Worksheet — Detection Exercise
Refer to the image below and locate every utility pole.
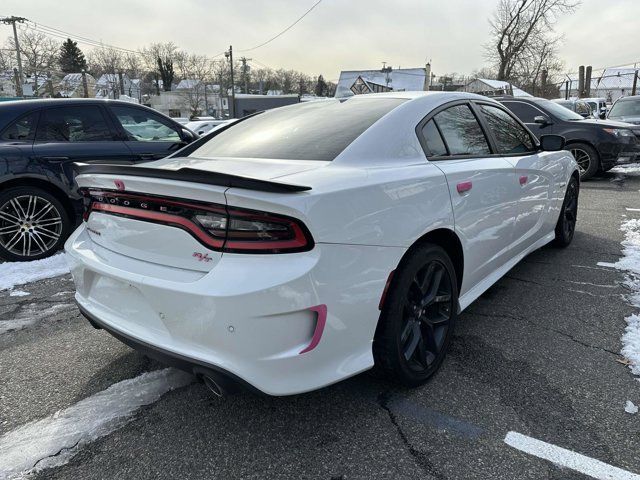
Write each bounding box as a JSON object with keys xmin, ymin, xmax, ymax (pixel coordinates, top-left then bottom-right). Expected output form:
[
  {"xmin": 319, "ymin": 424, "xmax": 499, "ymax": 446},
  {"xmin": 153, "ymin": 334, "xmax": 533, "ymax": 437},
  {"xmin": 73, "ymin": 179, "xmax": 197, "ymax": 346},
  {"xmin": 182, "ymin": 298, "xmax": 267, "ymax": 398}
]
[
  {"xmin": 81, "ymin": 70, "xmax": 89, "ymax": 98},
  {"xmin": 578, "ymin": 65, "xmax": 585, "ymax": 98},
  {"xmin": 2, "ymin": 16, "xmax": 27, "ymax": 97},
  {"xmin": 633, "ymin": 70, "xmax": 639, "ymax": 96},
  {"xmin": 585, "ymin": 66, "xmax": 592, "ymax": 97},
  {"xmin": 239, "ymin": 56, "xmax": 251, "ymax": 94},
  {"xmin": 225, "ymin": 46, "xmax": 235, "ymax": 118}
]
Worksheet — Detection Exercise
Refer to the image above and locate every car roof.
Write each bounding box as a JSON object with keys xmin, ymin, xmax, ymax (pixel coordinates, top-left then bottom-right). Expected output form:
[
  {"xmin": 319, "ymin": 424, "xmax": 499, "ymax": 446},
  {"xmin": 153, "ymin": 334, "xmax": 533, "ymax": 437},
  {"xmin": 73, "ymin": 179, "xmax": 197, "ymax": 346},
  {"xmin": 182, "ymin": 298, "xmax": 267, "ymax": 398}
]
[
  {"xmin": 0, "ymin": 98, "xmax": 149, "ymax": 114},
  {"xmin": 616, "ymin": 95, "xmax": 640, "ymax": 102}
]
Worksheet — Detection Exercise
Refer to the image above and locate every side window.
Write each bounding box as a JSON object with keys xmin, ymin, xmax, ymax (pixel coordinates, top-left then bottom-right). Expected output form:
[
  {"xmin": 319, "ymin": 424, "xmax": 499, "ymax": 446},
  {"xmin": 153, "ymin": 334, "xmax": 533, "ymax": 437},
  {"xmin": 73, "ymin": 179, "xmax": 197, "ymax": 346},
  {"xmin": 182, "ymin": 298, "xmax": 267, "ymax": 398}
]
[
  {"xmin": 1, "ymin": 111, "xmax": 38, "ymax": 142},
  {"xmin": 479, "ymin": 104, "xmax": 535, "ymax": 154},
  {"xmin": 421, "ymin": 120, "xmax": 447, "ymax": 156},
  {"xmin": 433, "ymin": 104, "xmax": 490, "ymax": 156},
  {"xmin": 501, "ymin": 102, "xmax": 542, "ymax": 123},
  {"xmin": 111, "ymin": 106, "xmax": 181, "ymax": 142},
  {"xmin": 576, "ymin": 102, "xmax": 590, "ymax": 115},
  {"xmin": 37, "ymin": 106, "xmax": 113, "ymax": 142}
]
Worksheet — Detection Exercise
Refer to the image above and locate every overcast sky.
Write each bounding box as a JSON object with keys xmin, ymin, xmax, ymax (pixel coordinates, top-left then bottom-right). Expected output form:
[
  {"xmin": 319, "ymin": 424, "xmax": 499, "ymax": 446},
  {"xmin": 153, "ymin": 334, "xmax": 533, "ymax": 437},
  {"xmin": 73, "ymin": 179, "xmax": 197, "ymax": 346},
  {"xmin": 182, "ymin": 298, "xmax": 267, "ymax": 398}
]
[{"xmin": 2, "ymin": 0, "xmax": 639, "ymax": 80}]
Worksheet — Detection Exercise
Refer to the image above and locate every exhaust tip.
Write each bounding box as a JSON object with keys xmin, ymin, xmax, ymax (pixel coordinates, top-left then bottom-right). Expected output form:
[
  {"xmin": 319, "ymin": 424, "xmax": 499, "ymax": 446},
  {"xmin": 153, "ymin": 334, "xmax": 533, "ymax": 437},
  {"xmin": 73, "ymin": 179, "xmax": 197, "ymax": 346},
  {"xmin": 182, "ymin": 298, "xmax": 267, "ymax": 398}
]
[{"xmin": 202, "ymin": 375, "xmax": 224, "ymax": 397}]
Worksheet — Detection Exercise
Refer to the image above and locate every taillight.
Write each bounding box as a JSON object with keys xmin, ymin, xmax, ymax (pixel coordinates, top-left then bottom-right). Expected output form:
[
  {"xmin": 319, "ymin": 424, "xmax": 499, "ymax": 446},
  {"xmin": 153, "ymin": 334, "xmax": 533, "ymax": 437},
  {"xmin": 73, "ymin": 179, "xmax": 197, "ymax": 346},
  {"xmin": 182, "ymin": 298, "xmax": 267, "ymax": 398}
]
[{"xmin": 81, "ymin": 189, "xmax": 314, "ymax": 254}]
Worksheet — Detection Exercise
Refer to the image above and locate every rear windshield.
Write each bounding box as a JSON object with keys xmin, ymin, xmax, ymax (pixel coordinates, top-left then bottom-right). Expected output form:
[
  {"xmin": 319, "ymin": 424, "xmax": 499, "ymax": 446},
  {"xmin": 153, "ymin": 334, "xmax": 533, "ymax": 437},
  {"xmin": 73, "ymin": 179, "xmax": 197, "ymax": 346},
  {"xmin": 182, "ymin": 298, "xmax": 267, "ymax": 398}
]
[{"xmin": 188, "ymin": 98, "xmax": 406, "ymax": 161}]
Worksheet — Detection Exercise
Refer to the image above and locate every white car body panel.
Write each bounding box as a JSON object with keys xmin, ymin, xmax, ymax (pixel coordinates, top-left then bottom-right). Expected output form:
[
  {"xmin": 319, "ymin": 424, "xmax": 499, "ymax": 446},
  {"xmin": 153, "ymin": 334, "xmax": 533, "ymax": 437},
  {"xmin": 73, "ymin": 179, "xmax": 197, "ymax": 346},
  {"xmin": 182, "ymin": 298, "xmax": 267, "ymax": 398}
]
[{"xmin": 66, "ymin": 91, "xmax": 579, "ymax": 395}]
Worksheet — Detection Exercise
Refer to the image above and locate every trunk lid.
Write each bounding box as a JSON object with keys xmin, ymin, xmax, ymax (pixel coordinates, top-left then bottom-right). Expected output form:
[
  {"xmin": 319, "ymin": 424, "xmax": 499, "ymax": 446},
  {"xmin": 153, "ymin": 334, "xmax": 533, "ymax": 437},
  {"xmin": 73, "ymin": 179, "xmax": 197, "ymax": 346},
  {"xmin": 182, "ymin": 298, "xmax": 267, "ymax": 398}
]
[{"xmin": 76, "ymin": 173, "xmax": 229, "ymax": 272}]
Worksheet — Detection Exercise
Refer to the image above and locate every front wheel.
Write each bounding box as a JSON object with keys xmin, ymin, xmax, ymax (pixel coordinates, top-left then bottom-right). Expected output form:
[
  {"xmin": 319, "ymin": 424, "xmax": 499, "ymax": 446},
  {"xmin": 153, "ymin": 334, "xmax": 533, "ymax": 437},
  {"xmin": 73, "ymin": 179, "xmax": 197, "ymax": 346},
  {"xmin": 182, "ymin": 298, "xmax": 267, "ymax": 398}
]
[
  {"xmin": 0, "ymin": 187, "xmax": 71, "ymax": 262},
  {"xmin": 553, "ymin": 176, "xmax": 579, "ymax": 248},
  {"xmin": 373, "ymin": 244, "xmax": 458, "ymax": 387},
  {"xmin": 569, "ymin": 143, "xmax": 599, "ymax": 180}
]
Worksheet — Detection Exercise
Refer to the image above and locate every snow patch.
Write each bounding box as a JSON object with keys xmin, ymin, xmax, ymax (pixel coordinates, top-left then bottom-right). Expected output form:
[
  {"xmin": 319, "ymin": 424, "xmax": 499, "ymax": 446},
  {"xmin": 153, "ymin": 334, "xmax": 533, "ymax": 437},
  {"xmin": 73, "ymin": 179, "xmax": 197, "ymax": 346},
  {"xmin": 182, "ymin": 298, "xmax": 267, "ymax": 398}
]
[
  {"xmin": 611, "ymin": 164, "xmax": 640, "ymax": 176},
  {"xmin": 625, "ymin": 400, "xmax": 638, "ymax": 414},
  {"xmin": 614, "ymin": 218, "xmax": 640, "ymax": 376},
  {"xmin": 0, "ymin": 369, "xmax": 193, "ymax": 479},
  {"xmin": 8, "ymin": 290, "xmax": 30, "ymax": 297},
  {"xmin": 0, "ymin": 254, "xmax": 70, "ymax": 291},
  {"xmin": 0, "ymin": 303, "xmax": 75, "ymax": 335}
]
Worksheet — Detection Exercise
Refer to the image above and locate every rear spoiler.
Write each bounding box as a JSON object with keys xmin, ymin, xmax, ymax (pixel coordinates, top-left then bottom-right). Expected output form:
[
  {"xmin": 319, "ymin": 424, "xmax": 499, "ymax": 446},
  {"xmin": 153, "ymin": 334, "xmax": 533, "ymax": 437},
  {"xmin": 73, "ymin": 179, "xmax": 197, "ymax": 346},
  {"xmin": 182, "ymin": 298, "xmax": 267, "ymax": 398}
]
[{"xmin": 73, "ymin": 163, "xmax": 311, "ymax": 193}]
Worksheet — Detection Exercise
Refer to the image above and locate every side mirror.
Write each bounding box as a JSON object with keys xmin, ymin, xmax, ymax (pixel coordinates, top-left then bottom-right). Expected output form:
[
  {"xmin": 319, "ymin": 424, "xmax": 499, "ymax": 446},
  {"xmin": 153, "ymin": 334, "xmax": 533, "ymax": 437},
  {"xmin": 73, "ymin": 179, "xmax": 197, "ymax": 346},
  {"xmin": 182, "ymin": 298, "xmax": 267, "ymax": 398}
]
[
  {"xmin": 540, "ymin": 134, "xmax": 565, "ymax": 152},
  {"xmin": 180, "ymin": 128, "xmax": 197, "ymax": 142},
  {"xmin": 534, "ymin": 115, "xmax": 551, "ymax": 125},
  {"xmin": 599, "ymin": 108, "xmax": 607, "ymax": 120}
]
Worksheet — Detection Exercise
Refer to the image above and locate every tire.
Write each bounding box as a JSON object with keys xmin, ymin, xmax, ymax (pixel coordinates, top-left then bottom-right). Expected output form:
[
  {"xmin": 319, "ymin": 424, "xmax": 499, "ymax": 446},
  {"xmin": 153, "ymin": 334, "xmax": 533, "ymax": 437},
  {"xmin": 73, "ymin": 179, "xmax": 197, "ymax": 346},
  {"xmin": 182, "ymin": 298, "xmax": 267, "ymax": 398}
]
[
  {"xmin": 373, "ymin": 243, "xmax": 458, "ymax": 387},
  {"xmin": 569, "ymin": 143, "xmax": 599, "ymax": 180},
  {"xmin": 0, "ymin": 186, "xmax": 71, "ymax": 262},
  {"xmin": 553, "ymin": 176, "xmax": 579, "ymax": 248}
]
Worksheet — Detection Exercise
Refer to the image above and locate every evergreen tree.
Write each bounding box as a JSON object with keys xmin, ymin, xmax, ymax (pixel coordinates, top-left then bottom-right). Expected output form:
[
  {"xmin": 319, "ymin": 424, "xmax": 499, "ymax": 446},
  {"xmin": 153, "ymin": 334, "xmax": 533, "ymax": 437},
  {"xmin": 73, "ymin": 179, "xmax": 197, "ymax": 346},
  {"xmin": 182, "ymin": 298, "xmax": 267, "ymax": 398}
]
[
  {"xmin": 58, "ymin": 38, "xmax": 87, "ymax": 73},
  {"xmin": 314, "ymin": 74, "xmax": 327, "ymax": 97}
]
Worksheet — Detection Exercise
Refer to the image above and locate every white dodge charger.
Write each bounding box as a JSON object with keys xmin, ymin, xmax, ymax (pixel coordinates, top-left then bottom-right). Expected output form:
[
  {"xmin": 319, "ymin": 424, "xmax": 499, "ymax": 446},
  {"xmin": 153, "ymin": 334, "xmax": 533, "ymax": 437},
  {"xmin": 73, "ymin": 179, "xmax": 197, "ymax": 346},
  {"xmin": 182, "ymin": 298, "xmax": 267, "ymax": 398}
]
[{"xmin": 65, "ymin": 92, "xmax": 579, "ymax": 396}]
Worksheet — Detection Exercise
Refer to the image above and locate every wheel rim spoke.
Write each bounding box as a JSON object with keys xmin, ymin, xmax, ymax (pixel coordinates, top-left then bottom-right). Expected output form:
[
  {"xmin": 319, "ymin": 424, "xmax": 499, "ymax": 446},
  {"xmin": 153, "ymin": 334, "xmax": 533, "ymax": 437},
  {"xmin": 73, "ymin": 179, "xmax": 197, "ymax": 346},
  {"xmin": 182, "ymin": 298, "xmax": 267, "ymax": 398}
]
[
  {"xmin": 0, "ymin": 195, "xmax": 62, "ymax": 257},
  {"xmin": 401, "ymin": 259, "xmax": 454, "ymax": 373}
]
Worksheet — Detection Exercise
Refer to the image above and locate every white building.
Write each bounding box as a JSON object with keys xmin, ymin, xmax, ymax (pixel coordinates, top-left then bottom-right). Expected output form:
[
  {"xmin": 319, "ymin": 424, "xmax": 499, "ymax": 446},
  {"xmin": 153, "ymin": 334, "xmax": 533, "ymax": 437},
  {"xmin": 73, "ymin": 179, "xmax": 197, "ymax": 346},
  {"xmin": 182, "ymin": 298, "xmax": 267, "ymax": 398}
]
[
  {"xmin": 95, "ymin": 73, "xmax": 141, "ymax": 101},
  {"xmin": 56, "ymin": 73, "xmax": 96, "ymax": 98},
  {"xmin": 335, "ymin": 67, "xmax": 430, "ymax": 98},
  {"xmin": 462, "ymin": 78, "xmax": 532, "ymax": 97},
  {"xmin": 559, "ymin": 67, "xmax": 639, "ymax": 103}
]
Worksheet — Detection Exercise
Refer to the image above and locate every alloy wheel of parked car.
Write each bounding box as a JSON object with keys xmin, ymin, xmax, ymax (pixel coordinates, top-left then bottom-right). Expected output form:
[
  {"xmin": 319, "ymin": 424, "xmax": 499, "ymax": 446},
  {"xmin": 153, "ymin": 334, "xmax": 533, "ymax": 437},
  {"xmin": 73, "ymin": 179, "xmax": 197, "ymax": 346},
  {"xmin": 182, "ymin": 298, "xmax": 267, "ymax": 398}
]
[
  {"xmin": 569, "ymin": 143, "xmax": 599, "ymax": 180},
  {"xmin": 553, "ymin": 176, "xmax": 579, "ymax": 248},
  {"xmin": 0, "ymin": 187, "xmax": 70, "ymax": 262},
  {"xmin": 374, "ymin": 244, "xmax": 458, "ymax": 386}
]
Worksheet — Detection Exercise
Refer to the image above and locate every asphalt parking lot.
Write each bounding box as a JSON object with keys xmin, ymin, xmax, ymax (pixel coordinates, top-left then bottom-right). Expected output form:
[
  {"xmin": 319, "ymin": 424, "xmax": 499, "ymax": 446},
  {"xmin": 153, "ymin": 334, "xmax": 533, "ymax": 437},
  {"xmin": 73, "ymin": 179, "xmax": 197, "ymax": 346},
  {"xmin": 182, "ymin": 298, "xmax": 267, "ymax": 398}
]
[{"xmin": 1, "ymin": 171, "xmax": 639, "ymax": 480}]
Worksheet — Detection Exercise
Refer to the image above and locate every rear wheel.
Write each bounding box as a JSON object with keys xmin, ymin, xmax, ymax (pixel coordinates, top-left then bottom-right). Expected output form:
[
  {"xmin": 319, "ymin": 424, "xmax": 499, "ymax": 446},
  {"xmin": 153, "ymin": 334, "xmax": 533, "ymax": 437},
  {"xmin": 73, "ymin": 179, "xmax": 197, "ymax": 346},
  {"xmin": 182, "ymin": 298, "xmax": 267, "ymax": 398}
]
[
  {"xmin": 553, "ymin": 176, "xmax": 579, "ymax": 248},
  {"xmin": 569, "ymin": 143, "xmax": 599, "ymax": 180},
  {"xmin": 0, "ymin": 187, "xmax": 71, "ymax": 262},
  {"xmin": 373, "ymin": 244, "xmax": 458, "ymax": 387}
]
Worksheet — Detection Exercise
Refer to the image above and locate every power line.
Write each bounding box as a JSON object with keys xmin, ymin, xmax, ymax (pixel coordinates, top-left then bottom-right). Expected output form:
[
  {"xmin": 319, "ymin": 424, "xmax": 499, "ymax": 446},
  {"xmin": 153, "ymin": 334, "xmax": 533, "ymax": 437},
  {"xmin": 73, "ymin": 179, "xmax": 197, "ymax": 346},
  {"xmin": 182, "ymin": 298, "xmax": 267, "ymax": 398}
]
[{"xmin": 238, "ymin": 0, "xmax": 323, "ymax": 53}]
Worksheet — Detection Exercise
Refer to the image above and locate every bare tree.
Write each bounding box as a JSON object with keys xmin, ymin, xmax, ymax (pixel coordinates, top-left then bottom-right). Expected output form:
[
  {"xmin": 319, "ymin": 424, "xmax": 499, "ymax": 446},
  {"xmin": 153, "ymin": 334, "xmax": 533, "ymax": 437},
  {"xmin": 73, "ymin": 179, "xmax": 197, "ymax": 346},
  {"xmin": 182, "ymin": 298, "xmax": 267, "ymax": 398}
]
[
  {"xmin": 7, "ymin": 29, "xmax": 58, "ymax": 93},
  {"xmin": 87, "ymin": 46, "xmax": 124, "ymax": 77},
  {"xmin": 141, "ymin": 42, "xmax": 178, "ymax": 92},
  {"xmin": 487, "ymin": 0, "xmax": 579, "ymax": 82}
]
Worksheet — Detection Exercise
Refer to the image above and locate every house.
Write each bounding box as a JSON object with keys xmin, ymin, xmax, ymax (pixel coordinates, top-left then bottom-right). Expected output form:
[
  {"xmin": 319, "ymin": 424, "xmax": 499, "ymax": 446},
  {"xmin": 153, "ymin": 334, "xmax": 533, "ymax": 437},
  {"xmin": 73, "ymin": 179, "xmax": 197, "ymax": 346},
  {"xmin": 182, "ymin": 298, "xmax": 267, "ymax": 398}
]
[
  {"xmin": 0, "ymin": 73, "xmax": 17, "ymax": 98},
  {"xmin": 56, "ymin": 73, "xmax": 96, "ymax": 98},
  {"xmin": 335, "ymin": 66, "xmax": 430, "ymax": 98},
  {"xmin": 559, "ymin": 67, "xmax": 639, "ymax": 103},
  {"xmin": 462, "ymin": 78, "xmax": 532, "ymax": 97},
  {"xmin": 95, "ymin": 73, "xmax": 140, "ymax": 100}
]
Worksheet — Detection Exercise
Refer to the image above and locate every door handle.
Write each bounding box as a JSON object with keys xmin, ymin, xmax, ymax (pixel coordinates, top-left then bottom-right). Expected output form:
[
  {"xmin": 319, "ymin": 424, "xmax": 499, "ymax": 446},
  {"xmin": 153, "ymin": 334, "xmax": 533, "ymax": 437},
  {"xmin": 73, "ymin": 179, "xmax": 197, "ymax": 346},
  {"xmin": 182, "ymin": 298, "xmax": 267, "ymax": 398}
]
[
  {"xmin": 39, "ymin": 156, "xmax": 70, "ymax": 163},
  {"xmin": 138, "ymin": 153, "xmax": 157, "ymax": 161},
  {"xmin": 519, "ymin": 175, "xmax": 528, "ymax": 186},
  {"xmin": 456, "ymin": 181, "xmax": 472, "ymax": 194}
]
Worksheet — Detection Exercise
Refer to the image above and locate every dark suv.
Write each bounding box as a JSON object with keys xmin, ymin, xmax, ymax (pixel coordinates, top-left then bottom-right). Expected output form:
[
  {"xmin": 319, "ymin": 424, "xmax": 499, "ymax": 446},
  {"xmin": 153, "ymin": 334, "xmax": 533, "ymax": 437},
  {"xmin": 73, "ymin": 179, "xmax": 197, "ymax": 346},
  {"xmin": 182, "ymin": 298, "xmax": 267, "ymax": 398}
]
[
  {"xmin": 0, "ymin": 99, "xmax": 197, "ymax": 261},
  {"xmin": 499, "ymin": 97, "xmax": 640, "ymax": 179}
]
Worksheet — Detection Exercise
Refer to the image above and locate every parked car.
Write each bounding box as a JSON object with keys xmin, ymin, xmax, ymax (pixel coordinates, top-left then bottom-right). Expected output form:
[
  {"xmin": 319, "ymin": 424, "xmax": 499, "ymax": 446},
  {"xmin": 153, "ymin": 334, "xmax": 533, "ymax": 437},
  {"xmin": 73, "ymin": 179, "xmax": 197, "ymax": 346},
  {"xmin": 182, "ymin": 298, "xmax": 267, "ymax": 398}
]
[
  {"xmin": 607, "ymin": 95, "xmax": 640, "ymax": 125},
  {"xmin": 0, "ymin": 99, "xmax": 198, "ymax": 262},
  {"xmin": 66, "ymin": 92, "xmax": 579, "ymax": 396},
  {"xmin": 552, "ymin": 99, "xmax": 593, "ymax": 118},
  {"xmin": 499, "ymin": 96, "xmax": 640, "ymax": 179},
  {"xmin": 185, "ymin": 119, "xmax": 233, "ymax": 136},
  {"xmin": 582, "ymin": 97, "xmax": 608, "ymax": 119}
]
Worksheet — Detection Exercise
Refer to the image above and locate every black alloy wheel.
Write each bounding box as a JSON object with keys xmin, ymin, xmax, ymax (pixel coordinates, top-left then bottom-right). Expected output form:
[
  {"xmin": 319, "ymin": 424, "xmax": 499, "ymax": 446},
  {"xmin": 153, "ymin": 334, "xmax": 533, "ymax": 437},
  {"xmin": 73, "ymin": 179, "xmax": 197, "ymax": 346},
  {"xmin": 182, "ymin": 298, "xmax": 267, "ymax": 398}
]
[
  {"xmin": 374, "ymin": 244, "xmax": 458, "ymax": 387},
  {"xmin": 553, "ymin": 176, "xmax": 579, "ymax": 247}
]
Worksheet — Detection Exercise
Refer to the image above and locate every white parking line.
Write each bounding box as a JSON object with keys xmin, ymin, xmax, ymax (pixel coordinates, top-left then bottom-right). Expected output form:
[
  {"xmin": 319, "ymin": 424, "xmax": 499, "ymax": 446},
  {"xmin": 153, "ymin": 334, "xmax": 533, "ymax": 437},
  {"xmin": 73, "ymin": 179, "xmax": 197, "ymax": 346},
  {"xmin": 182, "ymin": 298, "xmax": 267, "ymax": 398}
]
[
  {"xmin": 504, "ymin": 432, "xmax": 640, "ymax": 480},
  {"xmin": 0, "ymin": 368, "xmax": 192, "ymax": 479},
  {"xmin": 626, "ymin": 208, "xmax": 640, "ymax": 212}
]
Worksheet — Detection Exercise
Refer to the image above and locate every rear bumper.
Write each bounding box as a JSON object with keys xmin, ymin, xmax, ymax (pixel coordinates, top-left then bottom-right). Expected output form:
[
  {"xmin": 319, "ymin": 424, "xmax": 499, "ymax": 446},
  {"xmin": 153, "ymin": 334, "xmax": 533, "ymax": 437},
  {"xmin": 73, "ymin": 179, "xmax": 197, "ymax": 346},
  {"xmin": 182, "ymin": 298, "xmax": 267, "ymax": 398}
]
[
  {"xmin": 65, "ymin": 225, "xmax": 405, "ymax": 396},
  {"xmin": 77, "ymin": 302, "xmax": 260, "ymax": 394}
]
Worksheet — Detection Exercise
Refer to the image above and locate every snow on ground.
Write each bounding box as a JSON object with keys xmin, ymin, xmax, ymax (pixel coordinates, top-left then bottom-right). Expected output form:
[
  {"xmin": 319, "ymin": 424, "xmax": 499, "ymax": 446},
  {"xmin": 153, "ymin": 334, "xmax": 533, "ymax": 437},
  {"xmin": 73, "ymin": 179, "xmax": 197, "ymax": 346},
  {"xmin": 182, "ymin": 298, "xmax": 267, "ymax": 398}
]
[
  {"xmin": 611, "ymin": 164, "xmax": 640, "ymax": 176},
  {"xmin": 614, "ymin": 218, "xmax": 640, "ymax": 376},
  {"xmin": 8, "ymin": 290, "xmax": 30, "ymax": 297},
  {"xmin": 625, "ymin": 401, "xmax": 638, "ymax": 414},
  {"xmin": 0, "ymin": 254, "xmax": 70, "ymax": 291},
  {"xmin": 0, "ymin": 369, "xmax": 193, "ymax": 479},
  {"xmin": 0, "ymin": 303, "xmax": 75, "ymax": 335}
]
